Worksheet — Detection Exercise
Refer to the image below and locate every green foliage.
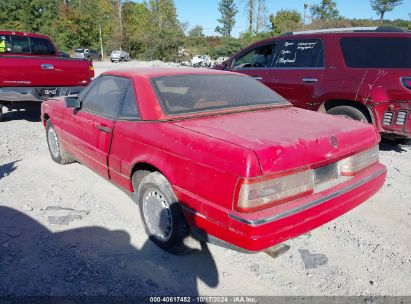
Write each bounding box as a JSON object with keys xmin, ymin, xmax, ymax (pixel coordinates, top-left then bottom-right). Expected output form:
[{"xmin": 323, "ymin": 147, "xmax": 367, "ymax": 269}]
[
  {"xmin": 189, "ymin": 25, "xmax": 205, "ymax": 37},
  {"xmin": 310, "ymin": 0, "xmax": 340, "ymax": 20},
  {"xmin": 215, "ymin": 0, "xmax": 238, "ymax": 37},
  {"xmin": 1, "ymin": 0, "xmax": 410, "ymax": 62},
  {"xmin": 269, "ymin": 9, "xmax": 302, "ymax": 36},
  {"xmin": 208, "ymin": 37, "xmax": 243, "ymax": 58},
  {"xmin": 143, "ymin": 0, "xmax": 184, "ymax": 61},
  {"xmin": 52, "ymin": 5, "xmax": 99, "ymax": 51},
  {"xmin": 0, "ymin": 0, "xmax": 60, "ymax": 33},
  {"xmin": 370, "ymin": 0, "xmax": 403, "ymax": 23},
  {"xmin": 122, "ymin": 2, "xmax": 149, "ymax": 56}
]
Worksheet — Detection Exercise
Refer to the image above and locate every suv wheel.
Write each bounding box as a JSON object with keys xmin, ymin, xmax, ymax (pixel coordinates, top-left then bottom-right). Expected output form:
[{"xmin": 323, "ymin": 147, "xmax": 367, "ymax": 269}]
[
  {"xmin": 134, "ymin": 171, "xmax": 189, "ymax": 254},
  {"xmin": 327, "ymin": 106, "xmax": 368, "ymax": 123}
]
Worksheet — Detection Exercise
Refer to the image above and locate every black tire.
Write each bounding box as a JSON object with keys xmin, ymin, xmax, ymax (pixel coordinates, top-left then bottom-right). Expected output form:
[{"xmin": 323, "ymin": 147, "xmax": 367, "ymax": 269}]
[
  {"xmin": 0, "ymin": 106, "xmax": 3, "ymax": 122},
  {"xmin": 134, "ymin": 171, "xmax": 189, "ymax": 254},
  {"xmin": 327, "ymin": 106, "xmax": 368, "ymax": 123},
  {"xmin": 46, "ymin": 120, "xmax": 74, "ymax": 165}
]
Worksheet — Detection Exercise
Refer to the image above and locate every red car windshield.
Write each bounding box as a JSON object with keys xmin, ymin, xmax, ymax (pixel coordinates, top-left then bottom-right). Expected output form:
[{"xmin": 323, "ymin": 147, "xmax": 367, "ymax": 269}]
[{"xmin": 151, "ymin": 74, "xmax": 289, "ymax": 115}]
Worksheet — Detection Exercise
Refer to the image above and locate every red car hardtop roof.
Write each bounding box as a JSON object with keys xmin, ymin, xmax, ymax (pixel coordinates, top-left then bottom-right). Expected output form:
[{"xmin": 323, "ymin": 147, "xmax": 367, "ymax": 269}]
[{"xmin": 103, "ymin": 67, "xmax": 239, "ymax": 79}]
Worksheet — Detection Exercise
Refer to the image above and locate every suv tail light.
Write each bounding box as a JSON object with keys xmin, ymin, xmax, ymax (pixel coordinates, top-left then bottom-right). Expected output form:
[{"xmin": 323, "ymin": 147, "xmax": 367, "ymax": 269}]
[
  {"xmin": 235, "ymin": 169, "xmax": 314, "ymax": 212},
  {"xmin": 396, "ymin": 111, "xmax": 407, "ymax": 125},
  {"xmin": 401, "ymin": 77, "xmax": 411, "ymax": 90},
  {"xmin": 383, "ymin": 112, "xmax": 394, "ymax": 126},
  {"xmin": 89, "ymin": 64, "xmax": 95, "ymax": 79}
]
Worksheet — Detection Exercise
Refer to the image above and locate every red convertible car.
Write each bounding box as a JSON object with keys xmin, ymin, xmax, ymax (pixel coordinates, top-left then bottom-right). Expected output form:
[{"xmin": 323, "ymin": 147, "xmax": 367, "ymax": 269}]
[{"xmin": 41, "ymin": 68, "xmax": 386, "ymax": 253}]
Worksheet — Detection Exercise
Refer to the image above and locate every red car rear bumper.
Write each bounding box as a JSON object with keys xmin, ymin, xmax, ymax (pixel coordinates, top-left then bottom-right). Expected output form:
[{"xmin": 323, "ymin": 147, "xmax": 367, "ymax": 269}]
[{"xmin": 178, "ymin": 164, "xmax": 386, "ymax": 252}]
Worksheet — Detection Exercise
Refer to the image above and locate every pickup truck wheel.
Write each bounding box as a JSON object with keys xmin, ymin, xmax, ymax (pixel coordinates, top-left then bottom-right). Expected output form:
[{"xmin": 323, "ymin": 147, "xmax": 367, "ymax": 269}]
[
  {"xmin": 46, "ymin": 120, "xmax": 74, "ymax": 165},
  {"xmin": 136, "ymin": 172, "xmax": 189, "ymax": 254},
  {"xmin": 327, "ymin": 106, "xmax": 368, "ymax": 123}
]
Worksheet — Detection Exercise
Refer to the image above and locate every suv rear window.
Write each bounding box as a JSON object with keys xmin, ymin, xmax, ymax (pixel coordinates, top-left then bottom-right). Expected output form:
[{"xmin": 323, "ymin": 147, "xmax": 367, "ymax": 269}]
[{"xmin": 341, "ymin": 37, "xmax": 411, "ymax": 68}]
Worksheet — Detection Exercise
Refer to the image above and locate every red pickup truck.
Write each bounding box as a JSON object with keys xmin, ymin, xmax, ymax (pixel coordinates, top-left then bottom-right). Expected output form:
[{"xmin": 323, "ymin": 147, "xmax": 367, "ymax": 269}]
[
  {"xmin": 41, "ymin": 68, "xmax": 386, "ymax": 254},
  {"xmin": 0, "ymin": 31, "xmax": 94, "ymax": 121}
]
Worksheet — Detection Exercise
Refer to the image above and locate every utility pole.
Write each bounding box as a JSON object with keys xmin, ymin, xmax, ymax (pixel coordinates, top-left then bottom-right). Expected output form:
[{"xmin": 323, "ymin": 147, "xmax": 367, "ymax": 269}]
[
  {"xmin": 303, "ymin": 3, "xmax": 308, "ymax": 30},
  {"xmin": 118, "ymin": 0, "xmax": 123, "ymax": 51},
  {"xmin": 248, "ymin": 0, "xmax": 254, "ymax": 34},
  {"xmin": 99, "ymin": 25, "xmax": 104, "ymax": 60}
]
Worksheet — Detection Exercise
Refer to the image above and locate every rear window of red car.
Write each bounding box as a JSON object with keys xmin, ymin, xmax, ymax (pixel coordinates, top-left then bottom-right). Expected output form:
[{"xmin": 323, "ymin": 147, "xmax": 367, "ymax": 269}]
[
  {"xmin": 340, "ymin": 37, "xmax": 411, "ymax": 68},
  {"xmin": 151, "ymin": 74, "xmax": 289, "ymax": 115}
]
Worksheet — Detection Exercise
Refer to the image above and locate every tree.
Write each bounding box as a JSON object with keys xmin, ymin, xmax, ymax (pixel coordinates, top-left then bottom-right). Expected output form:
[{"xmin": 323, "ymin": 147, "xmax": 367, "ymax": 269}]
[
  {"xmin": 270, "ymin": 9, "xmax": 302, "ymax": 35},
  {"xmin": 122, "ymin": 1, "xmax": 149, "ymax": 56},
  {"xmin": 370, "ymin": 0, "xmax": 403, "ymax": 24},
  {"xmin": 145, "ymin": 0, "xmax": 185, "ymax": 61},
  {"xmin": 0, "ymin": 0, "xmax": 60, "ymax": 34},
  {"xmin": 256, "ymin": 0, "xmax": 268, "ymax": 33},
  {"xmin": 245, "ymin": 0, "xmax": 255, "ymax": 34},
  {"xmin": 310, "ymin": 0, "xmax": 339, "ymax": 20},
  {"xmin": 189, "ymin": 25, "xmax": 204, "ymax": 37},
  {"xmin": 215, "ymin": 0, "xmax": 238, "ymax": 37}
]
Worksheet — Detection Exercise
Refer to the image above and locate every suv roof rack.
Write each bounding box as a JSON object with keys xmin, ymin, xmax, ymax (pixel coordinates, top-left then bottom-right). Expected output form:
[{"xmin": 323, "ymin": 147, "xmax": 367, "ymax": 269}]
[{"xmin": 282, "ymin": 26, "xmax": 404, "ymax": 36}]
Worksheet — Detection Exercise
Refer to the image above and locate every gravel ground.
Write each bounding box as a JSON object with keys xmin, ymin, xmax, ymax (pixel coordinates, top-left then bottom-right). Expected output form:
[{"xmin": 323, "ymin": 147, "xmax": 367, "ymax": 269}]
[{"xmin": 0, "ymin": 61, "xmax": 410, "ymax": 296}]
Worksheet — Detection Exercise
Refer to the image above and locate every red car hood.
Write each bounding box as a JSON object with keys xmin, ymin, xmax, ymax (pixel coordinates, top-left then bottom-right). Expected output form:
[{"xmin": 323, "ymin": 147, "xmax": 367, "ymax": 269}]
[{"xmin": 171, "ymin": 107, "xmax": 379, "ymax": 175}]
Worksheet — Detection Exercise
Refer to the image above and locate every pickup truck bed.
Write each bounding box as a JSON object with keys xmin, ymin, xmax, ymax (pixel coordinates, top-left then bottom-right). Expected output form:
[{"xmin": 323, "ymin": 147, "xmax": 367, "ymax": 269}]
[
  {"xmin": 0, "ymin": 31, "xmax": 93, "ymax": 121},
  {"xmin": 0, "ymin": 55, "xmax": 91, "ymax": 102}
]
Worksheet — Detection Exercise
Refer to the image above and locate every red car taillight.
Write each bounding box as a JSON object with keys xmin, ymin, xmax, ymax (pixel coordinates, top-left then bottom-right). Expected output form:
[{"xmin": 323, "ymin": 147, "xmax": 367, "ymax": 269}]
[
  {"xmin": 234, "ymin": 169, "xmax": 314, "ymax": 213},
  {"xmin": 89, "ymin": 64, "xmax": 95, "ymax": 80},
  {"xmin": 401, "ymin": 77, "xmax": 411, "ymax": 90},
  {"xmin": 339, "ymin": 146, "xmax": 380, "ymax": 176},
  {"xmin": 233, "ymin": 145, "xmax": 380, "ymax": 213}
]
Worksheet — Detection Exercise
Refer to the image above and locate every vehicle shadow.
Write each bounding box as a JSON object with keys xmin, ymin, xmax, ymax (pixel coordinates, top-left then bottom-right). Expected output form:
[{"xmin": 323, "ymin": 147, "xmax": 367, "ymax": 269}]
[
  {"xmin": 1, "ymin": 104, "xmax": 41, "ymax": 122},
  {"xmin": 0, "ymin": 206, "xmax": 219, "ymax": 296},
  {"xmin": 0, "ymin": 161, "xmax": 19, "ymax": 180},
  {"xmin": 379, "ymin": 138, "xmax": 409, "ymax": 153}
]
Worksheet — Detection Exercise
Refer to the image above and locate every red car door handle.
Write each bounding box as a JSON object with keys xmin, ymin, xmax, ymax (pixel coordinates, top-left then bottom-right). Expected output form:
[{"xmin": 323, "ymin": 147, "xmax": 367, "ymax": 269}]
[
  {"xmin": 302, "ymin": 77, "xmax": 318, "ymax": 83},
  {"xmin": 252, "ymin": 76, "xmax": 263, "ymax": 81},
  {"xmin": 96, "ymin": 125, "xmax": 111, "ymax": 133}
]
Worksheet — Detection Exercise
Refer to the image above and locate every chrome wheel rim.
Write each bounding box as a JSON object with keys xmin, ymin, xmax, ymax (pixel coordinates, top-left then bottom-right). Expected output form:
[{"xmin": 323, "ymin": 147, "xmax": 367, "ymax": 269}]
[
  {"xmin": 48, "ymin": 127, "xmax": 60, "ymax": 158},
  {"xmin": 142, "ymin": 188, "xmax": 173, "ymax": 242}
]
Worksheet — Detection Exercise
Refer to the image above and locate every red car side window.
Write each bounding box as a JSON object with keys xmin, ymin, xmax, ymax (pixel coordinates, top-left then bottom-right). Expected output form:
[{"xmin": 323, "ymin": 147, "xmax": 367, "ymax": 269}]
[
  {"xmin": 118, "ymin": 83, "xmax": 140, "ymax": 120},
  {"xmin": 81, "ymin": 76, "xmax": 129, "ymax": 119}
]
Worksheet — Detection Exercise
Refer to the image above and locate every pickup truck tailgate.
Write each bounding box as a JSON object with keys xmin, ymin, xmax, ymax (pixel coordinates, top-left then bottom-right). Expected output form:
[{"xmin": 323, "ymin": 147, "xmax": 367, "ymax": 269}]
[{"xmin": 0, "ymin": 56, "xmax": 91, "ymax": 87}]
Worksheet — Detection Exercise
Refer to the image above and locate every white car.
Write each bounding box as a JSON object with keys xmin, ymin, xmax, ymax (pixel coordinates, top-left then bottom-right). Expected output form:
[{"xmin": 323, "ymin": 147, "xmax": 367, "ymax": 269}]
[
  {"xmin": 110, "ymin": 50, "xmax": 130, "ymax": 62},
  {"xmin": 191, "ymin": 55, "xmax": 212, "ymax": 68}
]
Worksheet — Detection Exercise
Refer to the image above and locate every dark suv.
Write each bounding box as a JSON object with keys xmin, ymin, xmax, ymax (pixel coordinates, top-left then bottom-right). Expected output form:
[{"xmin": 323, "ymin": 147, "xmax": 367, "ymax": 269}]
[{"xmin": 216, "ymin": 27, "xmax": 411, "ymax": 140}]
